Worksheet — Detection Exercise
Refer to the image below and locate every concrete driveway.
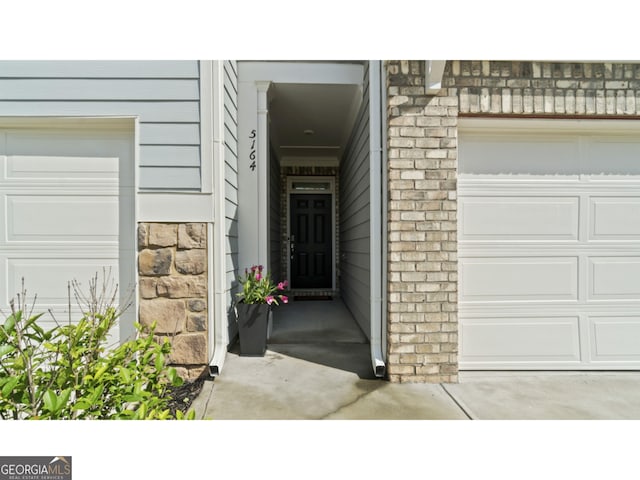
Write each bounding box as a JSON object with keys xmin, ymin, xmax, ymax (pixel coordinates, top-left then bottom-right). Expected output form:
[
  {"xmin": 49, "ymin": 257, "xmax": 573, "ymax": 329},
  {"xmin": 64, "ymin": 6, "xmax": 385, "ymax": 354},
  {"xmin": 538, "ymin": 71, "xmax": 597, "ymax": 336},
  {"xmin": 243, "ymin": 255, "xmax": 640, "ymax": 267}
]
[
  {"xmin": 192, "ymin": 298, "xmax": 640, "ymax": 420},
  {"xmin": 192, "ymin": 349, "xmax": 640, "ymax": 420}
]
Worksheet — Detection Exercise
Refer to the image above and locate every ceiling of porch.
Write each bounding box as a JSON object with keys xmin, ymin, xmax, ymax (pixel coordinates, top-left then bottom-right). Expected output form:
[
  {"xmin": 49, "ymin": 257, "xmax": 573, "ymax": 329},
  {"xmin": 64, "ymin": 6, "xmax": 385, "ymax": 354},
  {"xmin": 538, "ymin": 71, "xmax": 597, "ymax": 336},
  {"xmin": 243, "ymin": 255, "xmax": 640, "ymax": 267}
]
[{"xmin": 268, "ymin": 81, "xmax": 363, "ymax": 166}]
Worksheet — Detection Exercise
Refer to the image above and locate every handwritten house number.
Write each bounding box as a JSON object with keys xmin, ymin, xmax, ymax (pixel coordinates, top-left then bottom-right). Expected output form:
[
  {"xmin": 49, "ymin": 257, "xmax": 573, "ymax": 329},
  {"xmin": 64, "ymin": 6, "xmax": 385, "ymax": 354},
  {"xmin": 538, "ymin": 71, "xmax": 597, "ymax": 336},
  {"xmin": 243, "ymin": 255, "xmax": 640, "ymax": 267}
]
[{"xmin": 248, "ymin": 129, "xmax": 257, "ymax": 171}]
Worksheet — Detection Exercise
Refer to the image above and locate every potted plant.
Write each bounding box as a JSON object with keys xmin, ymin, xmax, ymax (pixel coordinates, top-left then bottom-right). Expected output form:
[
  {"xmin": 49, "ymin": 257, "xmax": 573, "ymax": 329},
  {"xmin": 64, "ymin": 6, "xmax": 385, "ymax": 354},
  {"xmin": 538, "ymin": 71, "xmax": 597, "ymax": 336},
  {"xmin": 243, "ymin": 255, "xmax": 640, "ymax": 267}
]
[{"xmin": 235, "ymin": 265, "xmax": 288, "ymax": 356}]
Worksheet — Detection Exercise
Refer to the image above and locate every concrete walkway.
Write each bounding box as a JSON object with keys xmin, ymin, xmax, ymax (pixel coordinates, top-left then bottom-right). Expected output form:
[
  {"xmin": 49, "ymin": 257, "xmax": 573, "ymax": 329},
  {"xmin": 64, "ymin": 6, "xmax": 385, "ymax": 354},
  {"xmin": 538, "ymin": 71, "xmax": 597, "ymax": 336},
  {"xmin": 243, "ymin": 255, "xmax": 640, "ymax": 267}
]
[{"xmin": 191, "ymin": 299, "xmax": 640, "ymax": 420}]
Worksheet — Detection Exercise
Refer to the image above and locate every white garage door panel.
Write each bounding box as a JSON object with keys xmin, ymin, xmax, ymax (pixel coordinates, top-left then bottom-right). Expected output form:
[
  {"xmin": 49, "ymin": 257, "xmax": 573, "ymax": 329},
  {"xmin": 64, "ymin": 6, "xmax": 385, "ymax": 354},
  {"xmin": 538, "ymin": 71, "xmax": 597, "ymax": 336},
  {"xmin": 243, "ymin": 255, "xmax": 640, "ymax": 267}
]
[
  {"xmin": 459, "ymin": 122, "xmax": 640, "ymax": 370},
  {"xmin": 460, "ymin": 317, "xmax": 581, "ymax": 362},
  {"xmin": 460, "ymin": 136, "xmax": 580, "ymax": 176},
  {"xmin": 4, "ymin": 155, "xmax": 119, "ymax": 180},
  {"xmin": 7, "ymin": 195, "xmax": 118, "ymax": 242},
  {"xmin": 459, "ymin": 136, "xmax": 579, "ymax": 175},
  {"xmin": 590, "ymin": 197, "xmax": 640, "ymax": 239},
  {"xmin": 584, "ymin": 139, "xmax": 640, "ymax": 176},
  {"xmin": 460, "ymin": 196, "xmax": 579, "ymax": 240},
  {"xmin": 6, "ymin": 130, "xmax": 129, "ymax": 158},
  {"xmin": 460, "ymin": 257, "xmax": 578, "ymax": 302},
  {"xmin": 0, "ymin": 122, "xmax": 135, "ymax": 344},
  {"xmin": 5, "ymin": 257, "xmax": 119, "ymax": 305},
  {"xmin": 589, "ymin": 257, "xmax": 640, "ymax": 300},
  {"xmin": 590, "ymin": 316, "xmax": 640, "ymax": 360}
]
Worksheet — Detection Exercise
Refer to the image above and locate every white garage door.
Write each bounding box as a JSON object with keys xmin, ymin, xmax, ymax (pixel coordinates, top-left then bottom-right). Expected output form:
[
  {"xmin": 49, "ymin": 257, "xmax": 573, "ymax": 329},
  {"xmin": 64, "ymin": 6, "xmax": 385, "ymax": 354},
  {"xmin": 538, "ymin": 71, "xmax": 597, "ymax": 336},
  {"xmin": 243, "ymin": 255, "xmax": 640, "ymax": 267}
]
[
  {"xmin": 459, "ymin": 119, "xmax": 640, "ymax": 370},
  {"xmin": 0, "ymin": 119, "xmax": 135, "ymax": 344}
]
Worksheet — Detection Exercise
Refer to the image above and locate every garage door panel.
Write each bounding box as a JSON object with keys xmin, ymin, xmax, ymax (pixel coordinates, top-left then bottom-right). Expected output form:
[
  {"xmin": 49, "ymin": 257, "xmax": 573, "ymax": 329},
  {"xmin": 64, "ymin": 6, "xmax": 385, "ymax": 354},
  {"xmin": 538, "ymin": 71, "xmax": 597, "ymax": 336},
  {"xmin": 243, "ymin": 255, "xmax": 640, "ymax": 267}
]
[
  {"xmin": 460, "ymin": 136, "xmax": 580, "ymax": 176},
  {"xmin": 4, "ymin": 155, "xmax": 119, "ymax": 181},
  {"xmin": 460, "ymin": 257, "xmax": 578, "ymax": 302},
  {"xmin": 0, "ymin": 122, "xmax": 134, "ymax": 345},
  {"xmin": 584, "ymin": 138, "xmax": 640, "ymax": 176},
  {"xmin": 4, "ymin": 256, "xmax": 119, "ymax": 305},
  {"xmin": 589, "ymin": 257, "xmax": 640, "ymax": 300},
  {"xmin": 590, "ymin": 197, "xmax": 640, "ymax": 240},
  {"xmin": 590, "ymin": 316, "xmax": 640, "ymax": 361},
  {"xmin": 4, "ymin": 131, "xmax": 134, "ymax": 188},
  {"xmin": 6, "ymin": 195, "xmax": 118, "ymax": 243},
  {"xmin": 460, "ymin": 196, "xmax": 579, "ymax": 241},
  {"xmin": 460, "ymin": 317, "xmax": 581, "ymax": 363},
  {"xmin": 459, "ymin": 123, "xmax": 640, "ymax": 370}
]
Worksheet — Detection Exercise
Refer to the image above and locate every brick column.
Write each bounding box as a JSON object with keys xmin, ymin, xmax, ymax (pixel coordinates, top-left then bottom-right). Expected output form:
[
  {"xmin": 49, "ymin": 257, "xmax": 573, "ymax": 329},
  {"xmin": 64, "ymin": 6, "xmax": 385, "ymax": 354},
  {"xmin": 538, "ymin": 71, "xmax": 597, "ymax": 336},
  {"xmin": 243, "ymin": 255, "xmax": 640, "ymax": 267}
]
[{"xmin": 386, "ymin": 61, "xmax": 458, "ymax": 383}]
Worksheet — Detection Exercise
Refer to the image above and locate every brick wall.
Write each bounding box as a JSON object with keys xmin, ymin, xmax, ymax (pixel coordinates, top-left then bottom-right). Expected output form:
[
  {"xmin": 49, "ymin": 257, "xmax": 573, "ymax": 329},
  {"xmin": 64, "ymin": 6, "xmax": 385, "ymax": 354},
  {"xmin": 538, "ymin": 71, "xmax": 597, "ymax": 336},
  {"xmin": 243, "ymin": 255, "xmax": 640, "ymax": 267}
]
[
  {"xmin": 137, "ymin": 223, "xmax": 208, "ymax": 380},
  {"xmin": 386, "ymin": 61, "xmax": 459, "ymax": 383},
  {"xmin": 385, "ymin": 60, "xmax": 640, "ymax": 383},
  {"xmin": 450, "ymin": 61, "xmax": 640, "ymax": 116}
]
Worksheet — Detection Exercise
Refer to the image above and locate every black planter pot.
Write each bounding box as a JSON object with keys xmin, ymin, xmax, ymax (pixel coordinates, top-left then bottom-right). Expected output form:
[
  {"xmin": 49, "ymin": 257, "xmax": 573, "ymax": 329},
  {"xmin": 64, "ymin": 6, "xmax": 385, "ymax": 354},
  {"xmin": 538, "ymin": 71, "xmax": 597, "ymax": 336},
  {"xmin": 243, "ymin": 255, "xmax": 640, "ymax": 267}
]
[{"xmin": 236, "ymin": 302, "xmax": 270, "ymax": 356}]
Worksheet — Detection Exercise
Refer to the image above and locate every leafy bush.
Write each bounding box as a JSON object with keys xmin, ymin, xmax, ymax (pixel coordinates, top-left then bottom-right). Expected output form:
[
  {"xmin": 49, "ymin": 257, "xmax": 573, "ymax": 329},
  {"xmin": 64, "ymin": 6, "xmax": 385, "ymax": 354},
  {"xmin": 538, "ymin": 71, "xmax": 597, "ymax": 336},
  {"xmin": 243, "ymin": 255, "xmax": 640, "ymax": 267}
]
[{"xmin": 0, "ymin": 274, "xmax": 195, "ymax": 420}]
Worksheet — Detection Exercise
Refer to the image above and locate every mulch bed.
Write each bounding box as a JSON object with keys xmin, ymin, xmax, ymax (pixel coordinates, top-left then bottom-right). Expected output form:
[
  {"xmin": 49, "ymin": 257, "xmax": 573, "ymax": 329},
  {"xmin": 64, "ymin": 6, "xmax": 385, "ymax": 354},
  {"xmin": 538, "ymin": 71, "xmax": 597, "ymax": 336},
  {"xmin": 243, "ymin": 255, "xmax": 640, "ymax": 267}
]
[{"xmin": 164, "ymin": 377, "xmax": 205, "ymax": 417}]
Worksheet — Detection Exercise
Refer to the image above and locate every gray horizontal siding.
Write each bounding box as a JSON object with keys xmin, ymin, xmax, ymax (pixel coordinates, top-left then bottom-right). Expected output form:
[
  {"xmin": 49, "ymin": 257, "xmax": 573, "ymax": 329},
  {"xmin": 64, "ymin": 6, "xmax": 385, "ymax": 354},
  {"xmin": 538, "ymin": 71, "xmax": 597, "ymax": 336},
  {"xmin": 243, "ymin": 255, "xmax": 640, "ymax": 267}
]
[
  {"xmin": 0, "ymin": 60, "xmax": 201, "ymax": 191},
  {"xmin": 269, "ymin": 147, "xmax": 281, "ymax": 282},
  {"xmin": 0, "ymin": 61, "xmax": 199, "ymax": 78},
  {"xmin": 139, "ymin": 123, "xmax": 200, "ymax": 145},
  {"xmin": 138, "ymin": 166, "xmax": 200, "ymax": 190},
  {"xmin": 0, "ymin": 101, "xmax": 199, "ymax": 122},
  {"xmin": 0, "ymin": 79, "xmax": 200, "ymax": 100},
  {"xmin": 340, "ymin": 62, "xmax": 371, "ymax": 339},
  {"xmin": 224, "ymin": 60, "xmax": 240, "ymax": 340},
  {"xmin": 139, "ymin": 146, "xmax": 200, "ymax": 166}
]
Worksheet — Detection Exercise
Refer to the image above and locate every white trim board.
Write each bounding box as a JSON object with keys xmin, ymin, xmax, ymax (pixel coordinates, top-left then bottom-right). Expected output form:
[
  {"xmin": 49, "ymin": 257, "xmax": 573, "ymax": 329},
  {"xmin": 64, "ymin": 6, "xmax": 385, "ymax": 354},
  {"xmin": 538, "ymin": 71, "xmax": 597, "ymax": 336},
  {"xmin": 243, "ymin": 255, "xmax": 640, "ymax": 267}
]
[
  {"xmin": 137, "ymin": 192, "xmax": 213, "ymax": 222},
  {"xmin": 238, "ymin": 62, "xmax": 364, "ymax": 85},
  {"xmin": 459, "ymin": 117, "xmax": 640, "ymax": 134}
]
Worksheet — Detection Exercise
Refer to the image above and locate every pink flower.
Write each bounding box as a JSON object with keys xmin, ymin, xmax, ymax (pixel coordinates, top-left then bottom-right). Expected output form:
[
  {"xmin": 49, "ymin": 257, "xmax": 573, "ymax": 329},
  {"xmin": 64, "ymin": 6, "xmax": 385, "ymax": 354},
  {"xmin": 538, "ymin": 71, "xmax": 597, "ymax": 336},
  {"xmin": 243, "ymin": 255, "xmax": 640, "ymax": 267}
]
[
  {"xmin": 258, "ymin": 265, "xmax": 264, "ymax": 272},
  {"xmin": 277, "ymin": 281, "xmax": 286, "ymax": 290},
  {"xmin": 255, "ymin": 273, "xmax": 262, "ymax": 281},
  {"xmin": 265, "ymin": 295, "xmax": 275, "ymax": 305},
  {"xmin": 281, "ymin": 295, "xmax": 288, "ymax": 304}
]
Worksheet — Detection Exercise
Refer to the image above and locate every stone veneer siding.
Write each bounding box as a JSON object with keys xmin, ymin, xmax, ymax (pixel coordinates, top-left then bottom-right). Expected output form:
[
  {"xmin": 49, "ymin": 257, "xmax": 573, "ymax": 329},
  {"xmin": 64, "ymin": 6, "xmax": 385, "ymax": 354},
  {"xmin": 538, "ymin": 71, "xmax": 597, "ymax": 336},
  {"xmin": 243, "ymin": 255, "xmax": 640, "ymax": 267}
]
[
  {"xmin": 385, "ymin": 60, "xmax": 640, "ymax": 383},
  {"xmin": 138, "ymin": 223, "xmax": 208, "ymax": 380}
]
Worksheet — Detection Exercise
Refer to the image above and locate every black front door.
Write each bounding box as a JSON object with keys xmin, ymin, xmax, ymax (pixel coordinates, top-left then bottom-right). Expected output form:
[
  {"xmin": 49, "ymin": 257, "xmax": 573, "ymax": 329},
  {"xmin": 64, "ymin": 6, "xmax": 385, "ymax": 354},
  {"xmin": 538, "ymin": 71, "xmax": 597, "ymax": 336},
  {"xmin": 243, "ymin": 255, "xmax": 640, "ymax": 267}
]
[{"xmin": 290, "ymin": 194, "xmax": 332, "ymax": 289}]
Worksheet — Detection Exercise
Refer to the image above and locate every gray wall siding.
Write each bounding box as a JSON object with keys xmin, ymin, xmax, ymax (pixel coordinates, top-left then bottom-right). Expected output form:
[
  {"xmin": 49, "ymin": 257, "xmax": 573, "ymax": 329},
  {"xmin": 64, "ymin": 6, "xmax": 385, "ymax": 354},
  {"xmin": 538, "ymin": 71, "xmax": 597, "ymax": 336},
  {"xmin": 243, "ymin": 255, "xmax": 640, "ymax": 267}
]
[
  {"xmin": 223, "ymin": 60, "xmax": 240, "ymax": 339},
  {"xmin": 340, "ymin": 63, "xmax": 371, "ymax": 339},
  {"xmin": 0, "ymin": 60, "xmax": 201, "ymax": 190},
  {"xmin": 269, "ymin": 145, "xmax": 282, "ymax": 282}
]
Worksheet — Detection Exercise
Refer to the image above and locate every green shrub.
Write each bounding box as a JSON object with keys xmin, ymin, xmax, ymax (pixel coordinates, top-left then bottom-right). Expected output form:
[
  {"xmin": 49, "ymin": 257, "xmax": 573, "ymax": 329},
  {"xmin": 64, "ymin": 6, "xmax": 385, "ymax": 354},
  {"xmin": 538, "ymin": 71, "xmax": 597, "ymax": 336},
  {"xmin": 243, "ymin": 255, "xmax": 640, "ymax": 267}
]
[{"xmin": 0, "ymin": 275, "xmax": 195, "ymax": 420}]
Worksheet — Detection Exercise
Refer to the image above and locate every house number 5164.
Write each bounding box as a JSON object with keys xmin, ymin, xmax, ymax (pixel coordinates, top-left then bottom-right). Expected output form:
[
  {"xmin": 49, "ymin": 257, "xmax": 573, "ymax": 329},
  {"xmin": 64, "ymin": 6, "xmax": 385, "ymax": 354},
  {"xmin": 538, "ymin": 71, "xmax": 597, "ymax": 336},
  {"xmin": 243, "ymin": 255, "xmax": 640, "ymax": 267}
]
[{"xmin": 248, "ymin": 129, "xmax": 256, "ymax": 171}]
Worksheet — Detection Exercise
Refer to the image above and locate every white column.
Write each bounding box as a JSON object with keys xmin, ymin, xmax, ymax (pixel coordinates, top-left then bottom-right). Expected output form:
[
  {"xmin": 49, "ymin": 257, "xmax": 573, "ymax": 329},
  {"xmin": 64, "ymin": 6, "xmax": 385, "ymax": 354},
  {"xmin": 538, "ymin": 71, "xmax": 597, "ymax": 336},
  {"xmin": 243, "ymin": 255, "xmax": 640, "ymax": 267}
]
[
  {"xmin": 256, "ymin": 81, "xmax": 271, "ymax": 268},
  {"xmin": 237, "ymin": 79, "xmax": 271, "ymax": 271}
]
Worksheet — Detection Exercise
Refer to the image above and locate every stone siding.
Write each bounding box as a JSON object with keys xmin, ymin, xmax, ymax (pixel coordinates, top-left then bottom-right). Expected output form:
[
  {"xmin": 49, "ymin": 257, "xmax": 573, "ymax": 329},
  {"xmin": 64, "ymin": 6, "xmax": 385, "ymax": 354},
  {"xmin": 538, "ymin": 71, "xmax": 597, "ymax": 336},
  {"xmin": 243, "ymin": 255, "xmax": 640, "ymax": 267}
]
[{"xmin": 138, "ymin": 222, "xmax": 208, "ymax": 380}]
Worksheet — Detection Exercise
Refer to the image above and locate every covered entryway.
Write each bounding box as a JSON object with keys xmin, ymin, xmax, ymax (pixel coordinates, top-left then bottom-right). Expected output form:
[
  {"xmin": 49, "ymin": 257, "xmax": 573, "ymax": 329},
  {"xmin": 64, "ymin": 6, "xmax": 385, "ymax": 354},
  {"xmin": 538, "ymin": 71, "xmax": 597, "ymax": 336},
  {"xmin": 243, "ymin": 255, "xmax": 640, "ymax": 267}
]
[
  {"xmin": 0, "ymin": 118, "xmax": 136, "ymax": 343},
  {"xmin": 236, "ymin": 61, "xmax": 387, "ymax": 377},
  {"xmin": 458, "ymin": 119, "xmax": 640, "ymax": 370}
]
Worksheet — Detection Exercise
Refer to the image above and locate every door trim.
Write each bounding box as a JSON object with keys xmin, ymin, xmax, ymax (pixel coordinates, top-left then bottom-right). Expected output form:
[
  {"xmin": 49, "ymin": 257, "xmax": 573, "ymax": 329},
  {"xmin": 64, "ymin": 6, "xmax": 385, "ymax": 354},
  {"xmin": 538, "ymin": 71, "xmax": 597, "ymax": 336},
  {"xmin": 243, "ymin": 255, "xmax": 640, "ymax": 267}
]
[{"xmin": 286, "ymin": 176, "xmax": 336, "ymax": 291}]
